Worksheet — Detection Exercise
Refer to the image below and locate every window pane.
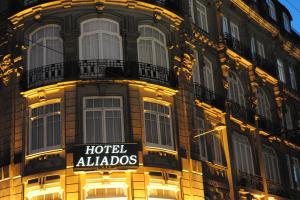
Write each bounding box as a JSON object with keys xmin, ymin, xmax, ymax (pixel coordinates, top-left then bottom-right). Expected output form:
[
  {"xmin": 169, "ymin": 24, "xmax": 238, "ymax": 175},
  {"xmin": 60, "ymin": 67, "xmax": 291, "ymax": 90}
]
[
  {"xmin": 159, "ymin": 115, "xmax": 171, "ymax": 146},
  {"xmin": 102, "ymin": 33, "xmax": 121, "ymax": 59},
  {"xmin": 31, "ymin": 118, "xmax": 44, "ymax": 151},
  {"xmin": 82, "ymin": 33, "xmax": 100, "ymax": 60},
  {"xmin": 138, "ymin": 39, "xmax": 153, "ymax": 64},
  {"xmin": 86, "ymin": 111, "xmax": 103, "ymax": 143},
  {"xmin": 105, "ymin": 110, "xmax": 122, "ymax": 142},
  {"xmin": 145, "ymin": 113, "xmax": 158, "ymax": 144},
  {"xmin": 46, "ymin": 114, "xmax": 61, "ymax": 147}
]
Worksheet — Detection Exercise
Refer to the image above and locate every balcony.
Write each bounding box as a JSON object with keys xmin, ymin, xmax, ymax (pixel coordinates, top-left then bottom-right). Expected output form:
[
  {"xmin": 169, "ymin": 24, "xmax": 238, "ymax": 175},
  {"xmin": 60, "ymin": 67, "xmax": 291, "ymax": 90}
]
[
  {"xmin": 257, "ymin": 115, "xmax": 281, "ymax": 135},
  {"xmin": 223, "ymin": 33, "xmax": 252, "ymax": 61},
  {"xmin": 193, "ymin": 83, "xmax": 225, "ymax": 111},
  {"xmin": 237, "ymin": 172, "xmax": 264, "ymax": 191},
  {"xmin": 226, "ymin": 100, "xmax": 255, "ymax": 125},
  {"xmin": 267, "ymin": 180, "xmax": 289, "ymax": 197},
  {"xmin": 20, "ymin": 60, "xmax": 177, "ymax": 91},
  {"xmin": 202, "ymin": 161, "xmax": 228, "ymax": 183},
  {"xmin": 252, "ymin": 54, "xmax": 277, "ymax": 78}
]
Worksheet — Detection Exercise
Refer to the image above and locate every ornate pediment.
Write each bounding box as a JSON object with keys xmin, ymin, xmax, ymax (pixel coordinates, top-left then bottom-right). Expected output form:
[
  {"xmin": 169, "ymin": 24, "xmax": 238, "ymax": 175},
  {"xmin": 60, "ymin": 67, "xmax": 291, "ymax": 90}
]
[{"xmin": 0, "ymin": 54, "xmax": 23, "ymax": 86}]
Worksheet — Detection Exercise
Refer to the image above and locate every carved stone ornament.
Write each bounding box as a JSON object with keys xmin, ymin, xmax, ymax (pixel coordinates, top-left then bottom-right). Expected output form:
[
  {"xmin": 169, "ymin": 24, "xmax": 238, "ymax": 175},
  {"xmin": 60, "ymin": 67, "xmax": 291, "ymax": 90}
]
[
  {"xmin": 0, "ymin": 54, "xmax": 23, "ymax": 86},
  {"xmin": 180, "ymin": 53, "xmax": 195, "ymax": 81}
]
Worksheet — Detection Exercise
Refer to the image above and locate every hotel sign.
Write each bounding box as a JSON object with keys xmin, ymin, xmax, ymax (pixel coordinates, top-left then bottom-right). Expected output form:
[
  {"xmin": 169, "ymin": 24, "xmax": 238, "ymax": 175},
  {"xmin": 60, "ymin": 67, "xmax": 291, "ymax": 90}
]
[{"xmin": 73, "ymin": 143, "xmax": 139, "ymax": 170}]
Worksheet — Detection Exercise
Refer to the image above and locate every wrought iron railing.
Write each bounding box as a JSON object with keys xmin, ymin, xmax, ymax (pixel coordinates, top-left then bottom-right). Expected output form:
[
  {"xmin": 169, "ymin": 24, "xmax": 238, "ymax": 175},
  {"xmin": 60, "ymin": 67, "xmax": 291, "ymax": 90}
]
[
  {"xmin": 193, "ymin": 83, "xmax": 225, "ymax": 111},
  {"xmin": 237, "ymin": 172, "xmax": 264, "ymax": 191},
  {"xmin": 257, "ymin": 115, "xmax": 281, "ymax": 135},
  {"xmin": 21, "ymin": 60, "xmax": 177, "ymax": 90},
  {"xmin": 223, "ymin": 33, "xmax": 252, "ymax": 61},
  {"xmin": 267, "ymin": 180, "xmax": 289, "ymax": 197},
  {"xmin": 251, "ymin": 53, "xmax": 277, "ymax": 78},
  {"xmin": 226, "ymin": 100, "xmax": 255, "ymax": 125}
]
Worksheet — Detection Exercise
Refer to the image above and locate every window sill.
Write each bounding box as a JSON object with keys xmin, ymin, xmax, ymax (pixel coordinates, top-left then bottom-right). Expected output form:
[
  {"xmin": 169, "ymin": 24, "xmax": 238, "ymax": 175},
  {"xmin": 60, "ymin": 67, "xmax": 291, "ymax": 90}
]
[
  {"xmin": 145, "ymin": 145, "xmax": 177, "ymax": 155},
  {"xmin": 26, "ymin": 148, "xmax": 63, "ymax": 160}
]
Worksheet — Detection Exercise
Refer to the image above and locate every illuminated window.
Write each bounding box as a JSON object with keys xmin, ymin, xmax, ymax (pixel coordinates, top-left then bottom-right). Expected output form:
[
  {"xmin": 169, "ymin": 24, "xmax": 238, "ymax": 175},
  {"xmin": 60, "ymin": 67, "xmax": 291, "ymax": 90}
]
[
  {"xmin": 86, "ymin": 188, "xmax": 127, "ymax": 199},
  {"xmin": 203, "ymin": 56, "xmax": 214, "ymax": 91},
  {"xmin": 289, "ymin": 67, "xmax": 297, "ymax": 90},
  {"xmin": 194, "ymin": 117, "xmax": 207, "ymax": 160},
  {"xmin": 31, "ymin": 193, "xmax": 62, "ymax": 200},
  {"xmin": 283, "ymin": 12, "xmax": 291, "ymax": 32},
  {"xmin": 227, "ymin": 72, "xmax": 245, "ymax": 106},
  {"xmin": 233, "ymin": 133, "xmax": 255, "ymax": 175},
  {"xmin": 287, "ymin": 155, "xmax": 300, "ymax": 190},
  {"xmin": 195, "ymin": 0, "xmax": 209, "ymax": 32},
  {"xmin": 138, "ymin": 25, "xmax": 168, "ymax": 68},
  {"xmin": 277, "ymin": 59, "xmax": 286, "ymax": 83},
  {"xmin": 263, "ymin": 146, "xmax": 280, "ymax": 183},
  {"xmin": 29, "ymin": 103, "xmax": 61, "ymax": 154},
  {"xmin": 144, "ymin": 101, "xmax": 173, "ymax": 150},
  {"xmin": 256, "ymin": 88, "xmax": 271, "ymax": 119},
  {"xmin": 266, "ymin": 0, "xmax": 277, "ymax": 21},
  {"xmin": 148, "ymin": 185, "xmax": 178, "ymax": 200},
  {"xmin": 212, "ymin": 132, "xmax": 223, "ymax": 165},
  {"xmin": 83, "ymin": 97, "xmax": 124, "ymax": 143},
  {"xmin": 79, "ymin": 18, "xmax": 123, "ymax": 60},
  {"xmin": 28, "ymin": 25, "xmax": 63, "ymax": 69}
]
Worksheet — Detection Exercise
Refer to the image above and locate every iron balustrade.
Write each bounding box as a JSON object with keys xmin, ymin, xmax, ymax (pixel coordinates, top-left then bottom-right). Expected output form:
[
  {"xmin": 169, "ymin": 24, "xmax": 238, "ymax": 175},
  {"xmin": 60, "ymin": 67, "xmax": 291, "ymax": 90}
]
[
  {"xmin": 267, "ymin": 180, "xmax": 289, "ymax": 197},
  {"xmin": 257, "ymin": 115, "xmax": 281, "ymax": 135},
  {"xmin": 223, "ymin": 33, "xmax": 252, "ymax": 61},
  {"xmin": 193, "ymin": 83, "xmax": 225, "ymax": 110},
  {"xmin": 226, "ymin": 100, "xmax": 256, "ymax": 125},
  {"xmin": 251, "ymin": 53, "xmax": 277, "ymax": 78},
  {"xmin": 237, "ymin": 171, "xmax": 264, "ymax": 191},
  {"xmin": 21, "ymin": 60, "xmax": 177, "ymax": 91}
]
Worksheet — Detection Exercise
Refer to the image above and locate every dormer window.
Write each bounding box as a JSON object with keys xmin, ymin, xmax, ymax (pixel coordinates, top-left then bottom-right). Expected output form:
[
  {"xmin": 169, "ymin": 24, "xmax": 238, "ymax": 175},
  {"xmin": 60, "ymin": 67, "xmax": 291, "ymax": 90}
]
[
  {"xmin": 266, "ymin": 0, "xmax": 277, "ymax": 21},
  {"xmin": 283, "ymin": 12, "xmax": 291, "ymax": 32}
]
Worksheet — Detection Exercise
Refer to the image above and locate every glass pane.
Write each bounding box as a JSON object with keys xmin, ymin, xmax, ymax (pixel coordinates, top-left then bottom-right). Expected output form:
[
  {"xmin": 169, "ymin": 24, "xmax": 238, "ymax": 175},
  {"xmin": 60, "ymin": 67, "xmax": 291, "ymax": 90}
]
[
  {"xmin": 86, "ymin": 111, "xmax": 103, "ymax": 143},
  {"xmin": 102, "ymin": 33, "xmax": 121, "ymax": 59},
  {"xmin": 105, "ymin": 110, "xmax": 122, "ymax": 142},
  {"xmin": 145, "ymin": 113, "xmax": 158, "ymax": 144}
]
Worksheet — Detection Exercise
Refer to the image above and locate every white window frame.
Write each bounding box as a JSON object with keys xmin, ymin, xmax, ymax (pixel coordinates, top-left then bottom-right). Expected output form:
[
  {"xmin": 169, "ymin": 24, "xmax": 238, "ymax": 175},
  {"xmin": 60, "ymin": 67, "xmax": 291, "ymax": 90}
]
[
  {"xmin": 26, "ymin": 188, "xmax": 63, "ymax": 200},
  {"xmin": 148, "ymin": 184, "xmax": 178, "ymax": 200},
  {"xmin": 283, "ymin": 12, "xmax": 291, "ymax": 32},
  {"xmin": 277, "ymin": 59, "xmax": 286, "ymax": 83},
  {"xmin": 192, "ymin": 50, "xmax": 201, "ymax": 84},
  {"xmin": 289, "ymin": 67, "xmax": 297, "ymax": 90},
  {"xmin": 83, "ymin": 96, "xmax": 125, "ymax": 143},
  {"xmin": 222, "ymin": 16, "xmax": 229, "ymax": 35},
  {"xmin": 79, "ymin": 18, "xmax": 123, "ymax": 60},
  {"xmin": 266, "ymin": 0, "xmax": 277, "ymax": 21},
  {"xmin": 291, "ymin": 157, "xmax": 300, "ymax": 190},
  {"xmin": 256, "ymin": 88, "xmax": 271, "ymax": 120},
  {"xmin": 84, "ymin": 182, "xmax": 128, "ymax": 200},
  {"xmin": 212, "ymin": 131, "xmax": 223, "ymax": 165},
  {"xmin": 143, "ymin": 100, "xmax": 174, "ymax": 150},
  {"xmin": 27, "ymin": 24, "xmax": 63, "ymax": 70},
  {"xmin": 195, "ymin": 0, "xmax": 209, "ymax": 32},
  {"xmin": 257, "ymin": 41, "xmax": 265, "ymax": 59},
  {"xmin": 195, "ymin": 117, "xmax": 207, "ymax": 160},
  {"xmin": 228, "ymin": 72, "xmax": 245, "ymax": 106},
  {"xmin": 137, "ymin": 25, "xmax": 169, "ymax": 68},
  {"xmin": 233, "ymin": 133, "xmax": 255, "ymax": 175},
  {"xmin": 285, "ymin": 105, "xmax": 293, "ymax": 130},
  {"xmin": 251, "ymin": 37, "xmax": 256, "ymax": 58},
  {"xmin": 230, "ymin": 22, "xmax": 240, "ymax": 41},
  {"xmin": 29, "ymin": 101, "xmax": 61, "ymax": 155},
  {"xmin": 203, "ymin": 56, "xmax": 214, "ymax": 91},
  {"xmin": 263, "ymin": 146, "xmax": 281, "ymax": 183}
]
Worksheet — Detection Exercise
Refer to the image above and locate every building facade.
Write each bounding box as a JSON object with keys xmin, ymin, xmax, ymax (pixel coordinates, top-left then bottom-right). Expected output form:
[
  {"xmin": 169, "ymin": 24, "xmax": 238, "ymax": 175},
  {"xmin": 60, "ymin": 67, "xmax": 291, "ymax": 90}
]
[{"xmin": 0, "ymin": 0, "xmax": 300, "ymax": 199}]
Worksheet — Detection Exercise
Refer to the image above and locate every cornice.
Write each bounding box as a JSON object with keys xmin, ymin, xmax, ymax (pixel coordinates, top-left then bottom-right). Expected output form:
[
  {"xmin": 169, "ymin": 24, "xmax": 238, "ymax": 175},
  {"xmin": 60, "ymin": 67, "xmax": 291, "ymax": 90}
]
[{"xmin": 229, "ymin": 0, "xmax": 300, "ymax": 61}]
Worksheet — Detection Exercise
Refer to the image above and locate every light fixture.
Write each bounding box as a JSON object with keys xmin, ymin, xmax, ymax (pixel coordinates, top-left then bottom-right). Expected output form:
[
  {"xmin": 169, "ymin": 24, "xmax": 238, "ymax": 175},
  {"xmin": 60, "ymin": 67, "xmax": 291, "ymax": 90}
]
[{"xmin": 193, "ymin": 124, "xmax": 226, "ymax": 139}]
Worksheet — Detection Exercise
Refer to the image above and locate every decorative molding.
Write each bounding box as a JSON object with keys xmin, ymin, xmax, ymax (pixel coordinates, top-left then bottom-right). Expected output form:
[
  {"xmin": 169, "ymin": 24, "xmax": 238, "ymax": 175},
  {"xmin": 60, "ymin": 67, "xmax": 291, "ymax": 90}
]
[{"xmin": 0, "ymin": 54, "xmax": 23, "ymax": 86}]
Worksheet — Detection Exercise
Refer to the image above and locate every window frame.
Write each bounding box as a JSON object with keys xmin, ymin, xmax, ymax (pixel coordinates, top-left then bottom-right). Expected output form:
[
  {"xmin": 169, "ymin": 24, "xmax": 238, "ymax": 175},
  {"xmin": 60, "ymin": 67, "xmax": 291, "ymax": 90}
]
[
  {"xmin": 137, "ymin": 25, "xmax": 169, "ymax": 69},
  {"xmin": 203, "ymin": 56, "xmax": 214, "ymax": 92},
  {"xmin": 84, "ymin": 182, "xmax": 128, "ymax": 200},
  {"xmin": 195, "ymin": 0, "xmax": 209, "ymax": 32},
  {"xmin": 194, "ymin": 116, "xmax": 208, "ymax": 161},
  {"xmin": 143, "ymin": 100, "xmax": 174, "ymax": 150},
  {"xmin": 233, "ymin": 133, "xmax": 255, "ymax": 175},
  {"xmin": 256, "ymin": 88, "xmax": 271, "ymax": 120},
  {"xmin": 289, "ymin": 67, "xmax": 297, "ymax": 90},
  {"xmin": 27, "ymin": 24, "xmax": 63, "ymax": 70},
  {"xmin": 227, "ymin": 72, "xmax": 245, "ymax": 106},
  {"xmin": 29, "ymin": 101, "xmax": 62, "ymax": 155},
  {"xmin": 211, "ymin": 131, "xmax": 223, "ymax": 165},
  {"xmin": 230, "ymin": 22, "xmax": 240, "ymax": 41},
  {"xmin": 277, "ymin": 59, "xmax": 286, "ymax": 83},
  {"xmin": 82, "ymin": 96, "xmax": 125, "ymax": 144},
  {"xmin": 283, "ymin": 12, "xmax": 291, "ymax": 32},
  {"xmin": 79, "ymin": 18, "xmax": 123, "ymax": 60},
  {"xmin": 263, "ymin": 145, "xmax": 281, "ymax": 183},
  {"xmin": 266, "ymin": 0, "xmax": 277, "ymax": 21}
]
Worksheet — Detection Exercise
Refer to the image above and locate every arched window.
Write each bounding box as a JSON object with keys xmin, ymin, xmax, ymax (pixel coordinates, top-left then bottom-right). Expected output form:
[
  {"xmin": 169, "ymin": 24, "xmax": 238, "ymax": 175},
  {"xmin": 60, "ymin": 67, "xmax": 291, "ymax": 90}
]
[
  {"xmin": 28, "ymin": 25, "xmax": 63, "ymax": 69},
  {"xmin": 266, "ymin": 0, "xmax": 277, "ymax": 21},
  {"xmin": 263, "ymin": 146, "xmax": 281, "ymax": 183},
  {"xmin": 256, "ymin": 88, "xmax": 271, "ymax": 120},
  {"xmin": 79, "ymin": 18, "xmax": 123, "ymax": 60},
  {"xmin": 227, "ymin": 72, "xmax": 245, "ymax": 106},
  {"xmin": 203, "ymin": 56, "xmax": 214, "ymax": 91},
  {"xmin": 233, "ymin": 132, "xmax": 255, "ymax": 175},
  {"xmin": 137, "ymin": 25, "xmax": 168, "ymax": 68}
]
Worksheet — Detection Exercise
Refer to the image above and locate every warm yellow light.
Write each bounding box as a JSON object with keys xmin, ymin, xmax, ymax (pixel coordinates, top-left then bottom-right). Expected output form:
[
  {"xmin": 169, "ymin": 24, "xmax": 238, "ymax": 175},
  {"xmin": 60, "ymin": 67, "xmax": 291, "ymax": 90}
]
[
  {"xmin": 25, "ymin": 148, "xmax": 63, "ymax": 160},
  {"xmin": 26, "ymin": 187, "xmax": 63, "ymax": 199}
]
